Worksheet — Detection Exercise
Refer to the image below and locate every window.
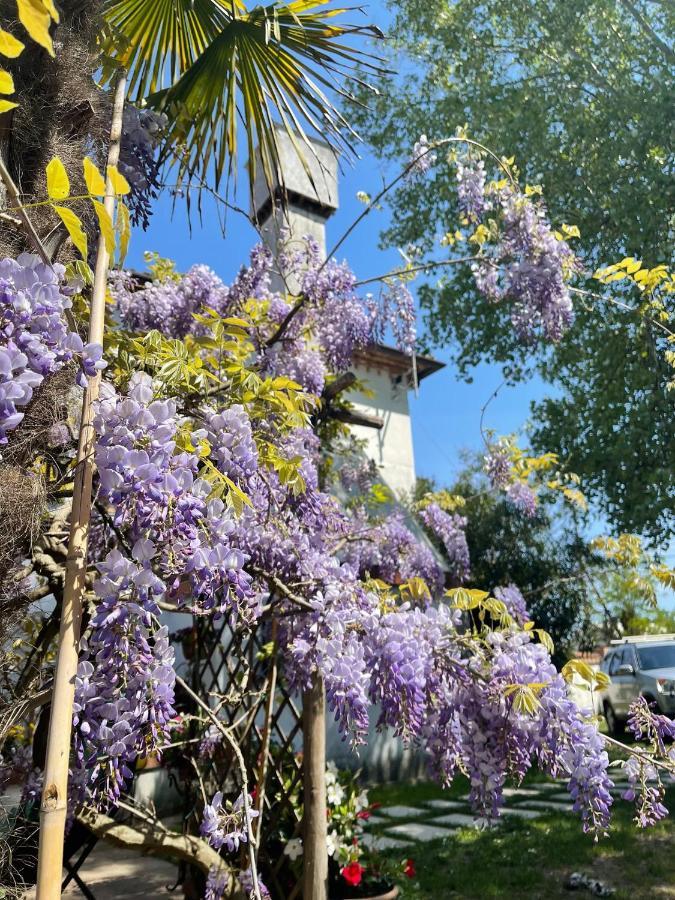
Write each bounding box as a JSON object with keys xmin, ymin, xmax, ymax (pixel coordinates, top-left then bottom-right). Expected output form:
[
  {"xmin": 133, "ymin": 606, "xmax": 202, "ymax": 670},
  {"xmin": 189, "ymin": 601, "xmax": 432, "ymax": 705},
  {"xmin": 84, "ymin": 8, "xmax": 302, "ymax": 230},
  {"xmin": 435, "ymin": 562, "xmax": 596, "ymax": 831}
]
[
  {"xmin": 636, "ymin": 644, "xmax": 675, "ymax": 671},
  {"xmin": 609, "ymin": 648, "xmax": 625, "ymax": 676},
  {"xmin": 600, "ymin": 652, "xmax": 613, "ymax": 674}
]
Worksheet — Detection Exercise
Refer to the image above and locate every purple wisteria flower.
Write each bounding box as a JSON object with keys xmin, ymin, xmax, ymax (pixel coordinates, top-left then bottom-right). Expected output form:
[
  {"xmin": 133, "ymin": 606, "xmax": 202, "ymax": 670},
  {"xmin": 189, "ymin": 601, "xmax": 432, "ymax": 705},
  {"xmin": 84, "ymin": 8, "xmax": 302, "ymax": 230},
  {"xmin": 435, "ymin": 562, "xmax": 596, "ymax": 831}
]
[
  {"xmin": 506, "ymin": 481, "xmax": 537, "ymax": 517},
  {"xmin": 0, "ymin": 254, "xmax": 87, "ymax": 442},
  {"xmin": 494, "ymin": 584, "xmax": 530, "ymax": 625},
  {"xmin": 420, "ymin": 502, "xmax": 470, "ymax": 583},
  {"xmin": 200, "ymin": 790, "xmax": 259, "ymax": 853},
  {"xmin": 409, "ymin": 134, "xmax": 437, "ymax": 175}
]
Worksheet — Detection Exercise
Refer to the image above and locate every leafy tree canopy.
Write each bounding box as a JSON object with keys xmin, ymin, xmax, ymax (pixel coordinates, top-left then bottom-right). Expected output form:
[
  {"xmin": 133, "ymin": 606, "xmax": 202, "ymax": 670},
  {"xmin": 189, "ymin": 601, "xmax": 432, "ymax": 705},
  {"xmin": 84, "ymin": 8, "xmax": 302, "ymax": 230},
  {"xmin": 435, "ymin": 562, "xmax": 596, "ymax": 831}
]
[
  {"xmin": 415, "ymin": 469, "xmax": 595, "ymax": 665},
  {"xmin": 351, "ymin": 0, "xmax": 675, "ymax": 542}
]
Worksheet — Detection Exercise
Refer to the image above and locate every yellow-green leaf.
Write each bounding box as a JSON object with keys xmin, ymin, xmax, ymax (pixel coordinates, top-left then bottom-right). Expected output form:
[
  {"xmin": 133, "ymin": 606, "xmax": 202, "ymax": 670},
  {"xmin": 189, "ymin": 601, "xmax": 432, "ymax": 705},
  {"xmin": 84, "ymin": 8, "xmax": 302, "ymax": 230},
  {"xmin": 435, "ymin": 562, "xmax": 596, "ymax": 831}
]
[
  {"xmin": 17, "ymin": 0, "xmax": 55, "ymax": 56},
  {"xmin": 106, "ymin": 165, "xmax": 130, "ymax": 196},
  {"xmin": 0, "ymin": 69, "xmax": 14, "ymax": 94},
  {"xmin": 46, "ymin": 157, "xmax": 70, "ymax": 201},
  {"xmin": 52, "ymin": 204, "xmax": 87, "ymax": 259},
  {"xmin": 91, "ymin": 199, "xmax": 115, "ymax": 254},
  {"xmin": 0, "ymin": 29, "xmax": 25, "ymax": 58},
  {"xmin": 116, "ymin": 201, "xmax": 131, "ymax": 267},
  {"xmin": 0, "ymin": 99, "xmax": 18, "ymax": 113},
  {"xmin": 83, "ymin": 157, "xmax": 106, "ymax": 197}
]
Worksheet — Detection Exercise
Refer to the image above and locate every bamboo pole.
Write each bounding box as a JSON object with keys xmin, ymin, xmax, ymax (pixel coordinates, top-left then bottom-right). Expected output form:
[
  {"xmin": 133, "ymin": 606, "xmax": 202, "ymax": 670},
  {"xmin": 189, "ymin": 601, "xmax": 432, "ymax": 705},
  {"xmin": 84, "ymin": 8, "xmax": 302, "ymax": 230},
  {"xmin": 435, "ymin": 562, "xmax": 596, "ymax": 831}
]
[
  {"xmin": 302, "ymin": 674, "xmax": 327, "ymax": 900},
  {"xmin": 35, "ymin": 70, "xmax": 127, "ymax": 900}
]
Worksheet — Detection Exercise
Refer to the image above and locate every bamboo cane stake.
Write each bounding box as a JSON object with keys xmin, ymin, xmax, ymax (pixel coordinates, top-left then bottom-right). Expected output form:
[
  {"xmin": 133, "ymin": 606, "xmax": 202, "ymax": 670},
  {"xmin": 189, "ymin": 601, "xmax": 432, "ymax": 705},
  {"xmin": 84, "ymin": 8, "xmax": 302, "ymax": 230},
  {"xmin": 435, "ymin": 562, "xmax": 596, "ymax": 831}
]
[
  {"xmin": 302, "ymin": 674, "xmax": 327, "ymax": 900},
  {"xmin": 35, "ymin": 70, "xmax": 127, "ymax": 900}
]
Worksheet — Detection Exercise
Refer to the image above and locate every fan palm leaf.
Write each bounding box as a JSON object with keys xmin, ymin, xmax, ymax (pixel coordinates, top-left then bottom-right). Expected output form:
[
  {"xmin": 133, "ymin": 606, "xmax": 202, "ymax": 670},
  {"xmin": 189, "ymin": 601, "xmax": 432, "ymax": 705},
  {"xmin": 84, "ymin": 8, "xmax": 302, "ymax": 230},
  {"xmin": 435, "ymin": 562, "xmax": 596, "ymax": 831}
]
[{"xmin": 101, "ymin": 0, "xmax": 383, "ymax": 202}]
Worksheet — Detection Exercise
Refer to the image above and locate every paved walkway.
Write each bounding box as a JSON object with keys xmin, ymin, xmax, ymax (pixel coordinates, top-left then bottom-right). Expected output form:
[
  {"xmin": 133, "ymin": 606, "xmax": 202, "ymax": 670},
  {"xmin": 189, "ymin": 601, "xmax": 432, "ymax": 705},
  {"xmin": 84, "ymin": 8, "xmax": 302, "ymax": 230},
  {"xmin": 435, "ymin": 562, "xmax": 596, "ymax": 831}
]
[{"xmin": 362, "ymin": 771, "xmax": 632, "ymax": 850}]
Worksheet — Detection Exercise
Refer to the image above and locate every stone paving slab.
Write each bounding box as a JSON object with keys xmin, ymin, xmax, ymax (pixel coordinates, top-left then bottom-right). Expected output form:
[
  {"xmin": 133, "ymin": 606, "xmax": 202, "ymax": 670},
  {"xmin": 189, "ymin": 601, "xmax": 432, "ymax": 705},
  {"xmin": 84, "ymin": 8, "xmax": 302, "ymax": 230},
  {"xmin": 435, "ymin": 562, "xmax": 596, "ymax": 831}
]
[
  {"xmin": 386, "ymin": 822, "xmax": 454, "ymax": 842},
  {"xmin": 430, "ymin": 812, "xmax": 483, "ymax": 828},
  {"xmin": 378, "ymin": 804, "xmax": 425, "ymax": 819},
  {"xmin": 500, "ymin": 807, "xmax": 542, "ymax": 819},
  {"xmin": 548, "ymin": 792, "xmax": 574, "ymax": 802},
  {"xmin": 502, "ymin": 787, "xmax": 548, "ymax": 798},
  {"xmin": 24, "ymin": 845, "xmax": 178, "ymax": 900},
  {"xmin": 521, "ymin": 800, "xmax": 574, "ymax": 812},
  {"xmin": 361, "ymin": 832, "xmax": 413, "ymax": 850},
  {"xmin": 423, "ymin": 799, "xmax": 467, "ymax": 810}
]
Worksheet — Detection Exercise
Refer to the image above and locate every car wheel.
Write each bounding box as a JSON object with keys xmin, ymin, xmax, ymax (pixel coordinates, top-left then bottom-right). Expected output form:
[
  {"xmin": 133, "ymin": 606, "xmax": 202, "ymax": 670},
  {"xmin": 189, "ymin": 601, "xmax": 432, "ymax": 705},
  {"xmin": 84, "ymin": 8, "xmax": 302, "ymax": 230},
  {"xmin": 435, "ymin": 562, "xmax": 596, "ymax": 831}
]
[{"xmin": 604, "ymin": 701, "xmax": 624, "ymax": 737}]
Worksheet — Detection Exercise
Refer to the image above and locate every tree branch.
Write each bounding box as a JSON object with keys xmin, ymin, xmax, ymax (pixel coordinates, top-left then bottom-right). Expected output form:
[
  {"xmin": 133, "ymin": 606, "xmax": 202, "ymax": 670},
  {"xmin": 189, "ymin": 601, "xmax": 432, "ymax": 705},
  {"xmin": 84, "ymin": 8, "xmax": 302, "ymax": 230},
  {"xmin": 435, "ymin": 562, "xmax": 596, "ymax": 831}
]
[{"xmin": 76, "ymin": 807, "xmax": 239, "ymax": 889}]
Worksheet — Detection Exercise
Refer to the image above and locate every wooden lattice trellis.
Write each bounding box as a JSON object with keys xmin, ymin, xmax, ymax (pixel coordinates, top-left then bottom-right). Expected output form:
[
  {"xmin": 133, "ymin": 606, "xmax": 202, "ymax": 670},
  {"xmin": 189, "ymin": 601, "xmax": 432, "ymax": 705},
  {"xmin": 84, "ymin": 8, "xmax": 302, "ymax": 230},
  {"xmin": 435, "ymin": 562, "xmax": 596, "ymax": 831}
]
[{"xmin": 190, "ymin": 614, "xmax": 307, "ymax": 899}]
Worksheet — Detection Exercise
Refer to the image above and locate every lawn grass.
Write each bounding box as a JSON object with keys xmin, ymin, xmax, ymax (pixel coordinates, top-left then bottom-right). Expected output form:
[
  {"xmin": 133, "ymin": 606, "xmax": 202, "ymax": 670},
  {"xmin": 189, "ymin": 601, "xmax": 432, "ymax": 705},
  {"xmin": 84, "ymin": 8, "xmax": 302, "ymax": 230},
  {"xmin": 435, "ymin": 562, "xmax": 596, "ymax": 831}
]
[{"xmin": 367, "ymin": 780, "xmax": 675, "ymax": 899}]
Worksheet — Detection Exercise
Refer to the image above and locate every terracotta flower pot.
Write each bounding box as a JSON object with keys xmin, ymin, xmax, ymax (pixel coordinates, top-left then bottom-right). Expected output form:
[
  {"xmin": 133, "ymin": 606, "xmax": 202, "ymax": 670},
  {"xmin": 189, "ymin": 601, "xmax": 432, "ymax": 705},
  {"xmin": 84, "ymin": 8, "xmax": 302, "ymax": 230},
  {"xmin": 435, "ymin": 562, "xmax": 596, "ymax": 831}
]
[{"xmin": 342, "ymin": 887, "xmax": 399, "ymax": 900}]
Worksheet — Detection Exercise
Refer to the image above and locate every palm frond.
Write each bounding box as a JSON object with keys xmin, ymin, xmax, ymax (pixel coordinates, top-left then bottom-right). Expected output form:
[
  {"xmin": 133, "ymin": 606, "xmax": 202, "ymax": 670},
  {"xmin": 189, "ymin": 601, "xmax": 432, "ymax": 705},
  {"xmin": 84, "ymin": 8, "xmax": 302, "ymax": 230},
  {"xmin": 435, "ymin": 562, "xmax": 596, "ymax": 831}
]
[{"xmin": 102, "ymin": 0, "xmax": 384, "ymax": 203}]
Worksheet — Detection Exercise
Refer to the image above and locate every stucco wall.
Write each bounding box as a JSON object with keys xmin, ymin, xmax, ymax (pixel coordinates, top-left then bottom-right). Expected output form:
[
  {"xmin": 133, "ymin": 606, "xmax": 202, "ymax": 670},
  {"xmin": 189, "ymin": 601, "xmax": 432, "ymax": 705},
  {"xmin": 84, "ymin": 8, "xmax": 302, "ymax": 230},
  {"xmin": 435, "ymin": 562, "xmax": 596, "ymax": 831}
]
[{"xmin": 345, "ymin": 365, "xmax": 417, "ymax": 498}]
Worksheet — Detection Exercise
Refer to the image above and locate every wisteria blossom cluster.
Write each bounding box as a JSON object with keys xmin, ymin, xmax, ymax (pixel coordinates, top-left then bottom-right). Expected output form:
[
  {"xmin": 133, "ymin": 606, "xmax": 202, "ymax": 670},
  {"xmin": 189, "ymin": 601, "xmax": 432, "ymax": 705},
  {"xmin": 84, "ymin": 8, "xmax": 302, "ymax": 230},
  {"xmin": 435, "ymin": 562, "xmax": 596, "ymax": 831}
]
[
  {"xmin": 494, "ymin": 584, "xmax": 529, "ymax": 626},
  {"xmin": 119, "ymin": 105, "xmax": 167, "ymax": 229},
  {"xmin": 419, "ymin": 502, "xmax": 470, "ymax": 583},
  {"xmin": 200, "ymin": 790, "xmax": 258, "ymax": 853},
  {"xmin": 282, "ymin": 582, "xmax": 615, "ymax": 835},
  {"xmin": 410, "ymin": 134, "xmax": 437, "ymax": 174},
  {"xmin": 415, "ymin": 140, "xmax": 578, "ymax": 345},
  {"xmin": 621, "ymin": 697, "xmax": 675, "ymax": 827},
  {"xmin": 93, "ymin": 373, "xmax": 256, "ymax": 620},
  {"xmin": 484, "ymin": 446, "xmax": 538, "ymax": 517},
  {"xmin": 0, "ymin": 254, "xmax": 102, "ymax": 444},
  {"xmin": 459, "ymin": 157, "xmax": 578, "ymax": 343},
  {"xmin": 73, "ymin": 547, "xmax": 175, "ymax": 804}
]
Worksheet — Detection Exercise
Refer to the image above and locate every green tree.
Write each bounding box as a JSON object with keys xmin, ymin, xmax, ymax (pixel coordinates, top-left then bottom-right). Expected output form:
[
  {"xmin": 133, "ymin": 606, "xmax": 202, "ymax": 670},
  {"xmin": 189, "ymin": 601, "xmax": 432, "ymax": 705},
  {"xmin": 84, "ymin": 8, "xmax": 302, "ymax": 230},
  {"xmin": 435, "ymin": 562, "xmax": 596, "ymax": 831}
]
[
  {"xmin": 351, "ymin": 0, "xmax": 675, "ymax": 541},
  {"xmin": 416, "ymin": 472, "xmax": 596, "ymax": 665}
]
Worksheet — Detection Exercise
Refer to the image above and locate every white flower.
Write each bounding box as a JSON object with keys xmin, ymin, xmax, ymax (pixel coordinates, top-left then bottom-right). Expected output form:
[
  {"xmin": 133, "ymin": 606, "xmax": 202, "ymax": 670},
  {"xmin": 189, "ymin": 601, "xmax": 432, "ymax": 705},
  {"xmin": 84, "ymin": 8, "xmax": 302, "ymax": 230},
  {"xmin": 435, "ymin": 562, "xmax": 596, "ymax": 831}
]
[
  {"xmin": 355, "ymin": 790, "xmax": 369, "ymax": 813},
  {"xmin": 327, "ymin": 782, "xmax": 345, "ymax": 806},
  {"xmin": 326, "ymin": 830, "xmax": 340, "ymax": 858},
  {"xmin": 284, "ymin": 838, "xmax": 303, "ymax": 861}
]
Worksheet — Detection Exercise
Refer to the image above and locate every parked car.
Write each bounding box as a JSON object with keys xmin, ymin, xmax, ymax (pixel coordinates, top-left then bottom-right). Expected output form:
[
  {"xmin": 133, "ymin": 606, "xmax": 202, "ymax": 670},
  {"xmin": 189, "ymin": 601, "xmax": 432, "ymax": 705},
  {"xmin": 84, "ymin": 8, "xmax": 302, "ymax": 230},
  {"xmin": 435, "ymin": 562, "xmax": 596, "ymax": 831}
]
[{"xmin": 598, "ymin": 635, "xmax": 675, "ymax": 735}]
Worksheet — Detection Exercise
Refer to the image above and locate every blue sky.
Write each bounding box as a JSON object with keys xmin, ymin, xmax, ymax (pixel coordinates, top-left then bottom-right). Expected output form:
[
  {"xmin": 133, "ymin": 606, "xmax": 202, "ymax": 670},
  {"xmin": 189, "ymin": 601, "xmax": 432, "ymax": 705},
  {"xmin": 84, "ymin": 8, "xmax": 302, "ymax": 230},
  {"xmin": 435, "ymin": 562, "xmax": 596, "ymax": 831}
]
[{"xmin": 125, "ymin": 0, "xmax": 549, "ymax": 489}]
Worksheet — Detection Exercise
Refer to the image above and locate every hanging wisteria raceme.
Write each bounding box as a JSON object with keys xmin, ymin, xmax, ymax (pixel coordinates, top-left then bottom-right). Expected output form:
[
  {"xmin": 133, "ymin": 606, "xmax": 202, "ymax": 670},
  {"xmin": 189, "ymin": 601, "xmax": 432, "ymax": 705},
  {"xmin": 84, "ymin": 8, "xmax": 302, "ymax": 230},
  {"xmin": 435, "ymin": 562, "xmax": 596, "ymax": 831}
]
[
  {"xmin": 484, "ymin": 447, "xmax": 511, "ymax": 489},
  {"xmin": 453, "ymin": 151, "xmax": 578, "ymax": 343},
  {"xmin": 409, "ymin": 134, "xmax": 437, "ymax": 175},
  {"xmin": 93, "ymin": 373, "xmax": 256, "ymax": 620},
  {"xmin": 200, "ymin": 791, "xmax": 258, "ymax": 853},
  {"xmin": 456, "ymin": 155, "xmax": 487, "ymax": 221},
  {"xmin": 621, "ymin": 697, "xmax": 675, "ymax": 827},
  {"xmin": 72, "ymin": 546, "xmax": 175, "ymax": 804},
  {"xmin": 119, "ymin": 105, "xmax": 167, "ymax": 230},
  {"xmin": 494, "ymin": 584, "xmax": 530, "ymax": 626},
  {"xmin": 506, "ymin": 481, "xmax": 538, "ymax": 517},
  {"xmin": 419, "ymin": 502, "xmax": 470, "ymax": 583},
  {"xmin": 0, "ymin": 254, "xmax": 102, "ymax": 443}
]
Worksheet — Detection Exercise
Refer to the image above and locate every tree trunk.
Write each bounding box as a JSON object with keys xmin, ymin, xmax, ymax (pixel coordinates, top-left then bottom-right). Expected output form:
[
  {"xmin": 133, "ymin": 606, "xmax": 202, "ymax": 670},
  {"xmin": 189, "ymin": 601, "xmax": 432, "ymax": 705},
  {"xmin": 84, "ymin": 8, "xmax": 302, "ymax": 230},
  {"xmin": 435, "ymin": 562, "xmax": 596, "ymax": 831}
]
[{"xmin": 302, "ymin": 674, "xmax": 327, "ymax": 900}]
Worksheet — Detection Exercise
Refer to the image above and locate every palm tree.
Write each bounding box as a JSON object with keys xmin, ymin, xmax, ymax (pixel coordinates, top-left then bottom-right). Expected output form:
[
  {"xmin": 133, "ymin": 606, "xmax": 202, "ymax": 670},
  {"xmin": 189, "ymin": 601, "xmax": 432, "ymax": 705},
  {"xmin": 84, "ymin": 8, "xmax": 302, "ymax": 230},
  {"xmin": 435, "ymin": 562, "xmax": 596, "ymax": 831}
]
[{"xmin": 101, "ymin": 0, "xmax": 383, "ymax": 201}]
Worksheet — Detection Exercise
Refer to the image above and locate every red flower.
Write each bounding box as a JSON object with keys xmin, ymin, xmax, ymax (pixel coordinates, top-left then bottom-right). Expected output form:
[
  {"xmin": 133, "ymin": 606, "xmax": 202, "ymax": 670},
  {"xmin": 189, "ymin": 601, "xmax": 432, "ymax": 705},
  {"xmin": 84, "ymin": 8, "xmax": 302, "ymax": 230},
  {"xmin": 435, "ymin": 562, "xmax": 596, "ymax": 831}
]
[
  {"xmin": 369, "ymin": 802, "xmax": 382, "ymax": 810},
  {"xmin": 404, "ymin": 859, "xmax": 416, "ymax": 879},
  {"xmin": 341, "ymin": 862, "xmax": 365, "ymax": 887},
  {"xmin": 356, "ymin": 810, "xmax": 371, "ymax": 820}
]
